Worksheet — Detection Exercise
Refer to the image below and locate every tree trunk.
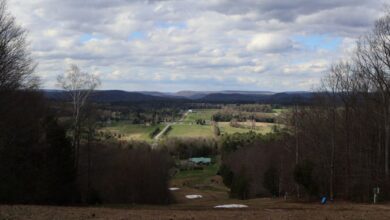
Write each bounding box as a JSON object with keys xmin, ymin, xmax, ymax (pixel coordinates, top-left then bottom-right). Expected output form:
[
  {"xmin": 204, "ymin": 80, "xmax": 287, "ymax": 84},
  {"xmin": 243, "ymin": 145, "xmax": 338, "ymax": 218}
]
[{"xmin": 294, "ymin": 105, "xmax": 300, "ymax": 198}]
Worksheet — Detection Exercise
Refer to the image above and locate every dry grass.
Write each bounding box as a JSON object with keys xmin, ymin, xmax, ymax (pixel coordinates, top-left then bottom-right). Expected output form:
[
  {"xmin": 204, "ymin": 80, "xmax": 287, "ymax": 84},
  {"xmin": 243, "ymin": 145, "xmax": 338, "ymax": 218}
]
[
  {"xmin": 2, "ymin": 171, "xmax": 389, "ymax": 219},
  {"xmin": 2, "ymin": 192, "xmax": 390, "ymax": 220}
]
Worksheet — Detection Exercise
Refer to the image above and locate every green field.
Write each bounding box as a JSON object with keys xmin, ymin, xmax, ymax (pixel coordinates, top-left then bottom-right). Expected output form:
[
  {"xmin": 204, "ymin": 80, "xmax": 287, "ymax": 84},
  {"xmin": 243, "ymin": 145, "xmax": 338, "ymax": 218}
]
[
  {"xmin": 174, "ymin": 162, "xmax": 219, "ymax": 181},
  {"xmin": 183, "ymin": 109, "xmax": 218, "ymax": 123},
  {"xmin": 218, "ymin": 122, "xmax": 274, "ymax": 135},
  {"xmin": 172, "ymin": 158, "xmax": 223, "ymax": 189},
  {"xmin": 100, "ymin": 121, "xmax": 164, "ymax": 142},
  {"xmin": 167, "ymin": 124, "xmax": 214, "ymax": 138},
  {"xmin": 100, "ymin": 109, "xmax": 279, "ymax": 141}
]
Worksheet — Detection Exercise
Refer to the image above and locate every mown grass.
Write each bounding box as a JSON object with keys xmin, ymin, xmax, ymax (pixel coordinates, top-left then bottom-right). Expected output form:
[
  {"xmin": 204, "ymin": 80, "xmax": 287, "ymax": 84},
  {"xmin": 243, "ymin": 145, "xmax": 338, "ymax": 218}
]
[{"xmin": 167, "ymin": 124, "xmax": 214, "ymax": 138}]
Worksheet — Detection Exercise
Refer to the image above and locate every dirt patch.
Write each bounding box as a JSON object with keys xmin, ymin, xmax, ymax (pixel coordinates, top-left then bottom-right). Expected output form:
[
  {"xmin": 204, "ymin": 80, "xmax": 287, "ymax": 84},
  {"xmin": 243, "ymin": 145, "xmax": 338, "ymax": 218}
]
[{"xmin": 2, "ymin": 200, "xmax": 390, "ymax": 220}]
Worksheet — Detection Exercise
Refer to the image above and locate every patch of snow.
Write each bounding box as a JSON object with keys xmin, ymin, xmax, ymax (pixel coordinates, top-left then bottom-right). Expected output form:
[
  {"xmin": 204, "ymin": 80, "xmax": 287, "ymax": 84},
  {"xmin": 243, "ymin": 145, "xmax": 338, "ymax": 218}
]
[
  {"xmin": 214, "ymin": 204, "xmax": 248, "ymax": 209},
  {"xmin": 185, "ymin": 194, "xmax": 203, "ymax": 199},
  {"xmin": 169, "ymin": 187, "xmax": 180, "ymax": 191}
]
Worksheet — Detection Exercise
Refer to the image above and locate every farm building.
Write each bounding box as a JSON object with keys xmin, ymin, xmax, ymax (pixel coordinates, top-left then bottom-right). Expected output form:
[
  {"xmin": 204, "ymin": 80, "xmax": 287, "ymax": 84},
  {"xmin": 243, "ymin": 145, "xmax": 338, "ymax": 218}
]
[{"xmin": 189, "ymin": 157, "xmax": 211, "ymax": 165}]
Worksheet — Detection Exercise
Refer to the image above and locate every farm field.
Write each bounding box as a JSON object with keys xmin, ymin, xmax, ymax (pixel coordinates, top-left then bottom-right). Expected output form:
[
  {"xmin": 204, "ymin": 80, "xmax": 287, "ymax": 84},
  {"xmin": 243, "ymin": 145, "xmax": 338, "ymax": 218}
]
[
  {"xmin": 100, "ymin": 121, "xmax": 164, "ymax": 142},
  {"xmin": 218, "ymin": 121, "xmax": 275, "ymax": 135},
  {"xmin": 272, "ymin": 108, "xmax": 286, "ymax": 114},
  {"xmin": 182, "ymin": 109, "xmax": 218, "ymax": 123},
  {"xmin": 99, "ymin": 109, "xmax": 282, "ymax": 141},
  {"xmin": 167, "ymin": 124, "xmax": 214, "ymax": 138}
]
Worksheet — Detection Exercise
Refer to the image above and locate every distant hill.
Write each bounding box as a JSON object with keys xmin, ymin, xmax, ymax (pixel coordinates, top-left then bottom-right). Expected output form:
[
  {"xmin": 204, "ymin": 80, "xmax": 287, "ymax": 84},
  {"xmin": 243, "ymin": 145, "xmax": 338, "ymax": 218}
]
[
  {"xmin": 165, "ymin": 90, "xmax": 275, "ymax": 99},
  {"xmin": 44, "ymin": 90, "xmax": 176, "ymax": 103},
  {"xmin": 44, "ymin": 90, "xmax": 314, "ymax": 104},
  {"xmin": 172, "ymin": 91, "xmax": 211, "ymax": 99},
  {"xmin": 199, "ymin": 92, "xmax": 313, "ymax": 104},
  {"xmin": 199, "ymin": 93, "xmax": 269, "ymax": 103}
]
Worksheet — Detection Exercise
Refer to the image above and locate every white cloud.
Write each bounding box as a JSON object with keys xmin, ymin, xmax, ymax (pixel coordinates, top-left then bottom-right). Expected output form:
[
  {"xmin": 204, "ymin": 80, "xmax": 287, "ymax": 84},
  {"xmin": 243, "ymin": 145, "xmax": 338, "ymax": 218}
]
[
  {"xmin": 247, "ymin": 33, "xmax": 293, "ymax": 52},
  {"xmin": 283, "ymin": 60, "xmax": 329, "ymax": 75},
  {"xmin": 6, "ymin": 0, "xmax": 386, "ymax": 92}
]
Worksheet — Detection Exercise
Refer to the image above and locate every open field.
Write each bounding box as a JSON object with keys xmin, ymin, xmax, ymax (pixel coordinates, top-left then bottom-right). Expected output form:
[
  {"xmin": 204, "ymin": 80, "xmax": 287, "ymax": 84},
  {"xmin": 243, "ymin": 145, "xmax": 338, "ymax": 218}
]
[
  {"xmin": 99, "ymin": 109, "xmax": 282, "ymax": 141},
  {"xmin": 174, "ymin": 163, "xmax": 219, "ymax": 181},
  {"xmin": 100, "ymin": 122, "xmax": 164, "ymax": 142},
  {"xmin": 218, "ymin": 122, "xmax": 275, "ymax": 135},
  {"xmin": 172, "ymin": 162, "xmax": 222, "ymax": 189},
  {"xmin": 2, "ymin": 199, "xmax": 390, "ymax": 220},
  {"xmin": 272, "ymin": 108, "xmax": 286, "ymax": 114},
  {"xmin": 182, "ymin": 109, "xmax": 218, "ymax": 123},
  {"xmin": 167, "ymin": 124, "xmax": 214, "ymax": 138}
]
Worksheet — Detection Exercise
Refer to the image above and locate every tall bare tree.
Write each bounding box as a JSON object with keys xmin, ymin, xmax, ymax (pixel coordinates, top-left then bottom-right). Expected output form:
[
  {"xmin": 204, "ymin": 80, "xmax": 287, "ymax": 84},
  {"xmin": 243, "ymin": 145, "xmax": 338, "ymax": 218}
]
[
  {"xmin": 0, "ymin": 0, "xmax": 37, "ymax": 91},
  {"xmin": 355, "ymin": 12, "xmax": 390, "ymax": 177},
  {"xmin": 57, "ymin": 64, "xmax": 100, "ymax": 170}
]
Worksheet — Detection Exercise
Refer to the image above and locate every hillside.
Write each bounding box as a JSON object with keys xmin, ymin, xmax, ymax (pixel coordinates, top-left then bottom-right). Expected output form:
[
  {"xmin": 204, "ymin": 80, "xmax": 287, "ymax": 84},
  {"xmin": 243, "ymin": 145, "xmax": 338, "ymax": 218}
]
[{"xmin": 44, "ymin": 90, "xmax": 314, "ymax": 104}]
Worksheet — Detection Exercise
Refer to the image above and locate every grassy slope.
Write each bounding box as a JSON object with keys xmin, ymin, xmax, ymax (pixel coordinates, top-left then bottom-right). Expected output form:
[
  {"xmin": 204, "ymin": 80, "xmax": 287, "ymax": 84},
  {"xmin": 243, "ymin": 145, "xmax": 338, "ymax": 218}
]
[
  {"xmin": 171, "ymin": 158, "xmax": 226, "ymax": 192},
  {"xmin": 174, "ymin": 162, "xmax": 219, "ymax": 181}
]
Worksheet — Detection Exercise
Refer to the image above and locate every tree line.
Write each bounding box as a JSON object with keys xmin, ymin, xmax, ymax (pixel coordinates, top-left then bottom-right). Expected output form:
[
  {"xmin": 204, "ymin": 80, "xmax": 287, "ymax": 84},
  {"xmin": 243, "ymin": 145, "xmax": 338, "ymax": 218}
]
[
  {"xmin": 219, "ymin": 11, "xmax": 390, "ymax": 202},
  {"xmin": 289, "ymin": 11, "xmax": 390, "ymax": 201},
  {"xmin": 0, "ymin": 0, "xmax": 172, "ymax": 205}
]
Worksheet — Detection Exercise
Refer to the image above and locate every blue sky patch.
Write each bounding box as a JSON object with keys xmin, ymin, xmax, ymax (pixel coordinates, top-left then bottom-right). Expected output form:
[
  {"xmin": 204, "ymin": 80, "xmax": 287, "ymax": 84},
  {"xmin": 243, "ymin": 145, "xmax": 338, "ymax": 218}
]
[
  {"xmin": 128, "ymin": 31, "xmax": 146, "ymax": 41},
  {"xmin": 292, "ymin": 34, "xmax": 342, "ymax": 51},
  {"xmin": 79, "ymin": 33, "xmax": 104, "ymax": 43},
  {"xmin": 155, "ymin": 21, "xmax": 187, "ymax": 29}
]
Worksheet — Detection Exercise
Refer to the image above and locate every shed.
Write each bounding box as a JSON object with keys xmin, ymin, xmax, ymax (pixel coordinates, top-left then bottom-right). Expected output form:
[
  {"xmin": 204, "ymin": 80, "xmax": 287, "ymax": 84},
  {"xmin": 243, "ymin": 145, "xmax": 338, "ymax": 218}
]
[{"xmin": 189, "ymin": 157, "xmax": 211, "ymax": 165}]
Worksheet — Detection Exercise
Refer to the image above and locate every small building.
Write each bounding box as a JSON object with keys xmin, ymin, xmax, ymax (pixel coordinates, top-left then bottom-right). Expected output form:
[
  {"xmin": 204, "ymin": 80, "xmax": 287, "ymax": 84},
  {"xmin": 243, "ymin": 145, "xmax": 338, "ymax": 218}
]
[
  {"xmin": 188, "ymin": 109, "xmax": 193, "ymax": 113},
  {"xmin": 189, "ymin": 157, "xmax": 211, "ymax": 165}
]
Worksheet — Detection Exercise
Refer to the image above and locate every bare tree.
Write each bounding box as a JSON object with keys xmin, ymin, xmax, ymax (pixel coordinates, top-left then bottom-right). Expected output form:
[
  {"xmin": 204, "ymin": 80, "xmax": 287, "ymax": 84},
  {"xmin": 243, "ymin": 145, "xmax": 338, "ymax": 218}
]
[
  {"xmin": 0, "ymin": 0, "xmax": 37, "ymax": 91},
  {"xmin": 355, "ymin": 12, "xmax": 390, "ymax": 178},
  {"xmin": 57, "ymin": 64, "xmax": 100, "ymax": 170}
]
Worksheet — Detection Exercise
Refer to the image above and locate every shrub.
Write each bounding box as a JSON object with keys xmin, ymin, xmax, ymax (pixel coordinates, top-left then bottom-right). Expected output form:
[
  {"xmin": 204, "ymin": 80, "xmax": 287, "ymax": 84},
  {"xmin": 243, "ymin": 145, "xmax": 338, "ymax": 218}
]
[
  {"xmin": 149, "ymin": 127, "xmax": 161, "ymax": 138},
  {"xmin": 213, "ymin": 124, "xmax": 221, "ymax": 136}
]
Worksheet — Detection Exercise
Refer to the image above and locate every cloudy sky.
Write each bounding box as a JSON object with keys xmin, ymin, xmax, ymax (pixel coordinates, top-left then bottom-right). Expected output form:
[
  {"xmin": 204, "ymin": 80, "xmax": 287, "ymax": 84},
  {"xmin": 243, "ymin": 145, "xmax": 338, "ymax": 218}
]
[{"xmin": 8, "ymin": 0, "xmax": 386, "ymax": 92}]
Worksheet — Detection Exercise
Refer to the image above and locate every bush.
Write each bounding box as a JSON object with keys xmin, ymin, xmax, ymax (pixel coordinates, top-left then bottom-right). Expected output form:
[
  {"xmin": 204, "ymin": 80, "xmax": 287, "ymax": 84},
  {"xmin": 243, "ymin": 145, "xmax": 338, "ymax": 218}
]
[
  {"xmin": 149, "ymin": 127, "xmax": 161, "ymax": 138},
  {"xmin": 196, "ymin": 119, "xmax": 206, "ymax": 125},
  {"xmin": 213, "ymin": 124, "xmax": 221, "ymax": 136}
]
